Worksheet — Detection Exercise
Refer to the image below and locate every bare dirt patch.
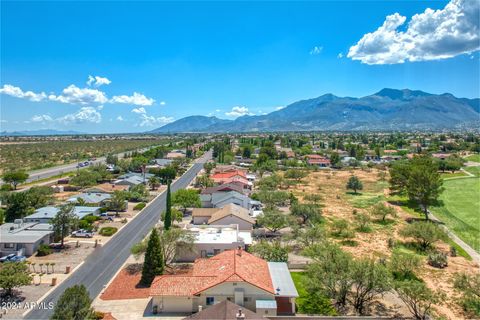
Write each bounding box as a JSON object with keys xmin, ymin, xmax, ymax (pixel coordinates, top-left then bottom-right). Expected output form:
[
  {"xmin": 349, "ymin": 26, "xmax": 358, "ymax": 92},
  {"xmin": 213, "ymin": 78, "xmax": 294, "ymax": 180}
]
[{"xmin": 287, "ymin": 168, "xmax": 478, "ymax": 320}]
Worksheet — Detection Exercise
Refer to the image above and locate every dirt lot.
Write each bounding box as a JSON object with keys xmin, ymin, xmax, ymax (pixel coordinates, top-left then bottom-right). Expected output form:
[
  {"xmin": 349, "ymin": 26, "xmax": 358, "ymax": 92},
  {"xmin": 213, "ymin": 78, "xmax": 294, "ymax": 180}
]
[{"xmin": 287, "ymin": 168, "xmax": 479, "ymax": 320}]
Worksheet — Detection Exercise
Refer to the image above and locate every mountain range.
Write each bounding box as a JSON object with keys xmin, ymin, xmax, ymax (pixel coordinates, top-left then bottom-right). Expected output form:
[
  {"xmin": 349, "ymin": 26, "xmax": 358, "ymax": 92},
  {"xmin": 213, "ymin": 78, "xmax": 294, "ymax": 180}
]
[
  {"xmin": 151, "ymin": 89, "xmax": 480, "ymax": 133},
  {"xmin": 0, "ymin": 129, "xmax": 85, "ymax": 136}
]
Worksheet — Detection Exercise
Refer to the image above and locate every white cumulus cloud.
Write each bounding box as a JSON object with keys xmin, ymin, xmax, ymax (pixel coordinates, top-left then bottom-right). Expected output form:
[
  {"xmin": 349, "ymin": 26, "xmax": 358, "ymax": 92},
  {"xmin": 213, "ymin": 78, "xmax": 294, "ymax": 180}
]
[
  {"xmin": 57, "ymin": 107, "xmax": 102, "ymax": 124},
  {"xmin": 110, "ymin": 92, "xmax": 155, "ymax": 106},
  {"xmin": 116, "ymin": 115, "xmax": 124, "ymax": 121},
  {"xmin": 31, "ymin": 114, "xmax": 53, "ymax": 122},
  {"xmin": 348, "ymin": 0, "xmax": 480, "ymax": 64},
  {"xmin": 86, "ymin": 75, "xmax": 111, "ymax": 87},
  {"xmin": 225, "ymin": 106, "xmax": 253, "ymax": 117},
  {"xmin": 49, "ymin": 85, "xmax": 108, "ymax": 105},
  {"xmin": 138, "ymin": 115, "xmax": 174, "ymax": 127},
  {"xmin": 0, "ymin": 84, "xmax": 47, "ymax": 102},
  {"xmin": 131, "ymin": 107, "xmax": 147, "ymax": 114}
]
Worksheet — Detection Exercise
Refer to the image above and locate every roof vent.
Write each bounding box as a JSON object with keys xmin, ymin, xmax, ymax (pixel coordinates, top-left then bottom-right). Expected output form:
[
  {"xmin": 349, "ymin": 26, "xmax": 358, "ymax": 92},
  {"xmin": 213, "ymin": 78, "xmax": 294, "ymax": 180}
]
[{"xmin": 236, "ymin": 309, "xmax": 245, "ymax": 320}]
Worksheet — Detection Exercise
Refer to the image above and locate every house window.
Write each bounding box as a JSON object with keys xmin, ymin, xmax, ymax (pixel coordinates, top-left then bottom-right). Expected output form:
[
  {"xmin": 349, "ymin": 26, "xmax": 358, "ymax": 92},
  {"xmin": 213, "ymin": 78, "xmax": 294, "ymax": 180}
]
[
  {"xmin": 206, "ymin": 297, "xmax": 214, "ymax": 305},
  {"xmin": 4, "ymin": 243, "xmax": 15, "ymax": 249},
  {"xmin": 243, "ymin": 297, "xmax": 251, "ymax": 302},
  {"xmin": 213, "ymin": 249, "xmax": 220, "ymax": 255}
]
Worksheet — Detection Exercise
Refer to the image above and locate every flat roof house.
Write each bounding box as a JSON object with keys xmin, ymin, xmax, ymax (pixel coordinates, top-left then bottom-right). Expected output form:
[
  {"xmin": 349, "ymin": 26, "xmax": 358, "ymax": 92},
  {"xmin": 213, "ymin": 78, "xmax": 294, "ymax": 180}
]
[
  {"xmin": 176, "ymin": 224, "xmax": 252, "ymax": 262},
  {"xmin": 0, "ymin": 221, "xmax": 54, "ymax": 256},
  {"xmin": 67, "ymin": 192, "xmax": 112, "ymax": 206},
  {"xmin": 150, "ymin": 249, "xmax": 298, "ymax": 316},
  {"xmin": 24, "ymin": 206, "xmax": 101, "ymax": 223}
]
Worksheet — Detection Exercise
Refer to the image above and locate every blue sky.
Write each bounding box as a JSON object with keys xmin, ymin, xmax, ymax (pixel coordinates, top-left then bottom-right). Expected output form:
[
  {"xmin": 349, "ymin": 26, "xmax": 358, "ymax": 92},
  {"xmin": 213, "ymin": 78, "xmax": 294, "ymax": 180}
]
[{"xmin": 1, "ymin": 0, "xmax": 479, "ymax": 133}]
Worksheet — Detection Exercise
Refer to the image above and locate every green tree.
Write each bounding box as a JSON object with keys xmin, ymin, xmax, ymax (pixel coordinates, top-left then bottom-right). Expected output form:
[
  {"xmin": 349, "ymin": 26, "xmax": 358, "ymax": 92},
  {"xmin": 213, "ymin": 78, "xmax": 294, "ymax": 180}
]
[
  {"xmin": 256, "ymin": 209, "xmax": 288, "ymax": 233},
  {"xmin": 50, "ymin": 284, "xmax": 95, "ymax": 320},
  {"xmin": 350, "ymin": 258, "xmax": 392, "ymax": 315},
  {"xmin": 149, "ymin": 176, "xmax": 160, "ymax": 191},
  {"xmin": 0, "ymin": 262, "xmax": 32, "ymax": 297},
  {"xmin": 305, "ymin": 242, "xmax": 353, "ymax": 308},
  {"xmin": 27, "ymin": 186, "xmax": 54, "ymax": 209},
  {"xmin": 290, "ymin": 203, "xmax": 322, "ymax": 225},
  {"xmin": 157, "ymin": 166, "xmax": 176, "ymax": 184},
  {"xmin": 284, "ymin": 169, "xmax": 307, "ymax": 182},
  {"xmin": 164, "ymin": 182, "xmax": 172, "ymax": 230},
  {"xmin": 389, "ymin": 159, "xmax": 411, "ymax": 195},
  {"xmin": 51, "ymin": 204, "xmax": 78, "ymax": 247},
  {"xmin": 395, "ymin": 280, "xmax": 444, "ymax": 320},
  {"xmin": 329, "ymin": 152, "xmax": 340, "ymax": 167},
  {"xmin": 371, "ymin": 203, "xmax": 397, "ymax": 222},
  {"xmin": 249, "ymin": 240, "xmax": 289, "ymax": 262},
  {"xmin": 1, "ymin": 191, "xmax": 33, "ymax": 222},
  {"xmin": 346, "ymin": 175, "xmax": 363, "ymax": 194},
  {"xmin": 255, "ymin": 190, "xmax": 289, "ymax": 209},
  {"xmin": 304, "ymin": 194, "xmax": 323, "ymax": 205},
  {"xmin": 389, "ymin": 249, "xmax": 422, "ymax": 280},
  {"xmin": 70, "ymin": 170, "xmax": 100, "ymax": 188},
  {"xmin": 2, "ymin": 170, "xmax": 29, "ymax": 190},
  {"xmin": 195, "ymin": 175, "xmax": 214, "ymax": 188},
  {"xmin": 140, "ymin": 228, "xmax": 164, "ymax": 286},
  {"xmin": 453, "ymin": 272, "xmax": 480, "ymax": 317},
  {"xmin": 292, "ymin": 223, "xmax": 324, "ymax": 249},
  {"xmin": 406, "ymin": 156, "xmax": 443, "ymax": 219},
  {"xmin": 172, "ymin": 189, "xmax": 201, "ymax": 214},
  {"xmin": 108, "ymin": 191, "xmax": 127, "ymax": 216},
  {"xmin": 400, "ymin": 221, "xmax": 447, "ymax": 251}
]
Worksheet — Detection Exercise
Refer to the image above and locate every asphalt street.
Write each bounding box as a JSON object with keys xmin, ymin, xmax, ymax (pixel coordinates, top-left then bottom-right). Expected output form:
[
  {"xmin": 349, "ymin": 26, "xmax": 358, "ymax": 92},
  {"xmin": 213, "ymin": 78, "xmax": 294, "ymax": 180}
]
[
  {"xmin": 25, "ymin": 146, "xmax": 157, "ymax": 183},
  {"xmin": 24, "ymin": 151, "xmax": 211, "ymax": 320}
]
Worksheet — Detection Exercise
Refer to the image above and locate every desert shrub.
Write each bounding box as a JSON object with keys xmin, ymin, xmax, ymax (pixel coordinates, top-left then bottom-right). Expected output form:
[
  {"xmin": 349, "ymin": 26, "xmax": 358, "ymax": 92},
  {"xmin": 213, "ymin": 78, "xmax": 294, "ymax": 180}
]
[
  {"xmin": 134, "ymin": 202, "xmax": 146, "ymax": 210},
  {"xmin": 37, "ymin": 244, "xmax": 53, "ymax": 256},
  {"xmin": 427, "ymin": 251, "xmax": 448, "ymax": 268},
  {"xmin": 78, "ymin": 220, "xmax": 94, "ymax": 231},
  {"xmin": 389, "ymin": 249, "xmax": 422, "ymax": 280},
  {"xmin": 99, "ymin": 227, "xmax": 118, "ymax": 237},
  {"xmin": 454, "ymin": 272, "xmax": 480, "ymax": 317},
  {"xmin": 83, "ymin": 215, "xmax": 100, "ymax": 224}
]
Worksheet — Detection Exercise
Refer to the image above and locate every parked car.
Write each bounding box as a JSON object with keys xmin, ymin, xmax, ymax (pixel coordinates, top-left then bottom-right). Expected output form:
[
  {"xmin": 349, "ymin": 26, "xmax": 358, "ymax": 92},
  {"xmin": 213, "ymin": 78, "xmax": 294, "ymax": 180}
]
[
  {"xmin": 9, "ymin": 255, "xmax": 26, "ymax": 262},
  {"xmin": 77, "ymin": 162, "xmax": 84, "ymax": 168},
  {"xmin": 0, "ymin": 254, "xmax": 16, "ymax": 263},
  {"xmin": 71, "ymin": 229, "xmax": 94, "ymax": 238}
]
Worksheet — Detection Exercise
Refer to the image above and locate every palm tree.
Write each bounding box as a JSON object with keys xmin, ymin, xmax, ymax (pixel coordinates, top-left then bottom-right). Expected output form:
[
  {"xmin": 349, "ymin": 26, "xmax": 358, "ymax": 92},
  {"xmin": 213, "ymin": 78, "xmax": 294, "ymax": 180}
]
[
  {"xmin": 149, "ymin": 176, "xmax": 160, "ymax": 191},
  {"xmin": 51, "ymin": 262, "xmax": 56, "ymax": 273},
  {"xmin": 38, "ymin": 273, "xmax": 44, "ymax": 285},
  {"xmin": 39, "ymin": 263, "xmax": 44, "ymax": 273},
  {"xmin": 31, "ymin": 262, "xmax": 36, "ymax": 273},
  {"xmin": 45, "ymin": 262, "xmax": 50, "ymax": 274}
]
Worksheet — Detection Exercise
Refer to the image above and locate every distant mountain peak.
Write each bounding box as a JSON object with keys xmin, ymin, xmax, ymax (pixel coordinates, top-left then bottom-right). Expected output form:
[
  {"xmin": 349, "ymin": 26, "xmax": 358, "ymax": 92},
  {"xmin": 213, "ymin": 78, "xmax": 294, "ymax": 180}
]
[{"xmin": 374, "ymin": 88, "xmax": 431, "ymax": 100}]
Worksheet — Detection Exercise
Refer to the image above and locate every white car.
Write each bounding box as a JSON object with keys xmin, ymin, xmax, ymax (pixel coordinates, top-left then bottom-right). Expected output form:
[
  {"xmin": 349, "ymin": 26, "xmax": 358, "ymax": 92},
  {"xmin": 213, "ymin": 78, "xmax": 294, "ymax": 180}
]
[{"xmin": 71, "ymin": 229, "xmax": 94, "ymax": 238}]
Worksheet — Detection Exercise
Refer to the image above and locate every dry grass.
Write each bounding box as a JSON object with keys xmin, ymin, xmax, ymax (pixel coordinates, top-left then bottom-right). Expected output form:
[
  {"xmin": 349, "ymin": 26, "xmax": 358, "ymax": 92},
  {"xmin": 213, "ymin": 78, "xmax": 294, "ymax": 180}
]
[{"xmin": 286, "ymin": 168, "xmax": 478, "ymax": 320}]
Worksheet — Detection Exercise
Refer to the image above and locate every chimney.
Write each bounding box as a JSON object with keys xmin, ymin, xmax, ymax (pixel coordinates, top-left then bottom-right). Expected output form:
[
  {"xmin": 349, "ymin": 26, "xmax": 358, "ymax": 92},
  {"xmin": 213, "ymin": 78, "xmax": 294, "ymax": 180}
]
[{"xmin": 236, "ymin": 309, "xmax": 245, "ymax": 320}]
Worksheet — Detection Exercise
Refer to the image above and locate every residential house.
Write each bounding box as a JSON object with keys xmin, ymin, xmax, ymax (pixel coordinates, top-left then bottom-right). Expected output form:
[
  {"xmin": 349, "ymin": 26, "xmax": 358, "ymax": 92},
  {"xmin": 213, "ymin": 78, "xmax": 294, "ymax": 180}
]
[
  {"xmin": 305, "ymin": 154, "xmax": 330, "ymax": 167},
  {"xmin": 113, "ymin": 175, "xmax": 146, "ymax": 188},
  {"xmin": 151, "ymin": 249, "xmax": 298, "ymax": 315},
  {"xmin": 0, "ymin": 220, "xmax": 54, "ymax": 256},
  {"xmin": 176, "ymin": 225, "xmax": 252, "ymax": 262},
  {"xmin": 191, "ymin": 204, "xmax": 255, "ymax": 231},
  {"xmin": 201, "ymin": 182, "xmax": 248, "ymax": 197},
  {"xmin": 200, "ymin": 191, "xmax": 255, "ymax": 210},
  {"xmin": 24, "ymin": 206, "xmax": 101, "ymax": 223},
  {"xmin": 182, "ymin": 300, "xmax": 264, "ymax": 320},
  {"xmin": 67, "ymin": 192, "xmax": 112, "ymax": 206}
]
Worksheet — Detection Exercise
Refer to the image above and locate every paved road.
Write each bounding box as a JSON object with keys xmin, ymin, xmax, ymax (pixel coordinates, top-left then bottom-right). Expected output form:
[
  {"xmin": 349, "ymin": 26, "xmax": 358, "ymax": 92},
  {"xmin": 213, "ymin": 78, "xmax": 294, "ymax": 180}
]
[
  {"xmin": 25, "ymin": 151, "xmax": 211, "ymax": 320},
  {"xmin": 24, "ymin": 146, "xmax": 158, "ymax": 183}
]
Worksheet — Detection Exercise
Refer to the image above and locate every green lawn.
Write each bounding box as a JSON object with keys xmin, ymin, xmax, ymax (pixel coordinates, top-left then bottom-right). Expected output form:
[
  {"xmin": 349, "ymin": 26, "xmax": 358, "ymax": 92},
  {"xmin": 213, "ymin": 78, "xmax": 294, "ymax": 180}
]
[
  {"xmin": 430, "ymin": 177, "xmax": 480, "ymax": 253},
  {"xmin": 441, "ymin": 171, "xmax": 468, "ymax": 179},
  {"xmin": 465, "ymin": 166, "xmax": 480, "ymax": 177},
  {"xmin": 465, "ymin": 154, "xmax": 480, "ymax": 163}
]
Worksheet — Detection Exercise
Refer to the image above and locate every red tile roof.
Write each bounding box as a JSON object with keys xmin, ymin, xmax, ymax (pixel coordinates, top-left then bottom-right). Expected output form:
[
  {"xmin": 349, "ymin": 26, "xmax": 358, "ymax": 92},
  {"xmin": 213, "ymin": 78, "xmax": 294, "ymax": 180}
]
[
  {"xmin": 150, "ymin": 250, "xmax": 274, "ymax": 297},
  {"xmin": 211, "ymin": 171, "xmax": 247, "ymax": 180}
]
